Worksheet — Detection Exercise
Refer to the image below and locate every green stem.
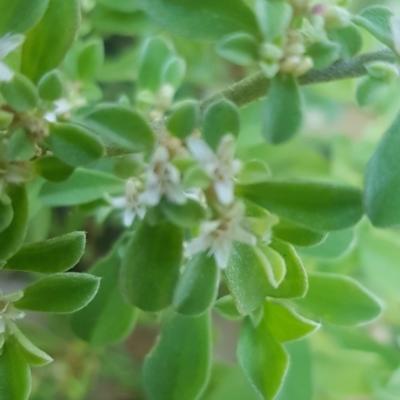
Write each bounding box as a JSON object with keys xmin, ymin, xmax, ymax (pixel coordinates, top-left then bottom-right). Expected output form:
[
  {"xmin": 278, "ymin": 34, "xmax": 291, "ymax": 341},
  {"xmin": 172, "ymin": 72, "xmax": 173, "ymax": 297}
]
[{"xmin": 200, "ymin": 48, "xmax": 397, "ymax": 110}]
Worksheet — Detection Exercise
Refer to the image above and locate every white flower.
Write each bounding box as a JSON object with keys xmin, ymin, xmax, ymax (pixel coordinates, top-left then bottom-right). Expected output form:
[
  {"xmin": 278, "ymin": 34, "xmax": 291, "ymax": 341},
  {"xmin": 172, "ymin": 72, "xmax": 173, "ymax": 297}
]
[
  {"xmin": 141, "ymin": 146, "xmax": 186, "ymax": 206},
  {"xmin": 0, "ymin": 34, "xmax": 25, "ymax": 82},
  {"xmin": 187, "ymin": 134, "xmax": 241, "ymax": 205},
  {"xmin": 185, "ymin": 201, "xmax": 256, "ymax": 269},
  {"xmin": 107, "ymin": 179, "xmax": 146, "ymax": 227},
  {"xmin": 0, "ymin": 290, "xmax": 25, "ymax": 336}
]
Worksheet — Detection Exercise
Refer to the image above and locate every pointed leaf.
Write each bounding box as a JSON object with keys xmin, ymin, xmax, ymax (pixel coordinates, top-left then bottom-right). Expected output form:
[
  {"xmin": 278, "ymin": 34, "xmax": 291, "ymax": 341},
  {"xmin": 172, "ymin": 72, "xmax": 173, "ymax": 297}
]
[
  {"xmin": 5, "ymin": 232, "xmax": 85, "ymax": 274},
  {"xmin": 77, "ymin": 39, "xmax": 105, "ymax": 81},
  {"xmin": 15, "ymin": 273, "xmax": 101, "ymax": 314},
  {"xmin": 167, "ymin": 100, "xmax": 199, "ymax": 139},
  {"xmin": 121, "ymin": 220, "xmax": 183, "ymax": 311},
  {"xmin": 38, "ymin": 70, "xmax": 64, "ymax": 101},
  {"xmin": 257, "ymin": 243, "xmax": 286, "ymax": 288},
  {"xmin": 216, "ymin": 33, "xmax": 258, "ymax": 66},
  {"xmin": 162, "ymin": 56, "xmax": 186, "ymax": 91},
  {"xmin": 143, "ymin": 313, "xmax": 211, "ymax": 400}
]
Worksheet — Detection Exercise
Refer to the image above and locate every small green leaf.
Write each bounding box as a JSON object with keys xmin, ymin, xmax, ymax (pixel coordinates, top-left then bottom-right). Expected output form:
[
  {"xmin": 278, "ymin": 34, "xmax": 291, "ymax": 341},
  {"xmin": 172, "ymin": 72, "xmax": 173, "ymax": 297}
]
[
  {"xmin": 15, "ymin": 272, "xmax": 100, "ymax": 314},
  {"xmin": 264, "ymin": 301, "xmax": 319, "ymax": 343},
  {"xmin": 296, "ymin": 273, "xmax": 383, "ymax": 326},
  {"xmin": 12, "ymin": 326, "xmax": 53, "ymax": 366},
  {"xmin": 203, "ymin": 99, "xmax": 240, "ymax": 150},
  {"xmin": 38, "ymin": 70, "xmax": 64, "ymax": 101},
  {"xmin": 21, "ymin": 0, "xmax": 80, "ymax": 82},
  {"xmin": 327, "ymin": 24, "xmax": 363, "ymax": 59},
  {"xmin": 353, "ymin": 6, "xmax": 395, "ymax": 50},
  {"xmin": 121, "ymin": 220, "xmax": 183, "ymax": 311},
  {"xmin": 5, "ymin": 232, "xmax": 85, "ymax": 274},
  {"xmin": 0, "ymin": 185, "xmax": 28, "ymax": 261},
  {"xmin": 77, "ymin": 39, "xmax": 105, "ymax": 81},
  {"xmin": 162, "ymin": 199, "xmax": 206, "ymax": 228},
  {"xmin": 216, "ymin": 33, "xmax": 258, "ymax": 66},
  {"xmin": 138, "ymin": 0, "xmax": 259, "ymax": 41},
  {"xmin": 257, "ymin": 243, "xmax": 286, "ymax": 288},
  {"xmin": 47, "ymin": 123, "xmax": 105, "ymax": 167},
  {"xmin": 143, "ymin": 313, "xmax": 211, "ymax": 400},
  {"xmin": 214, "ymin": 295, "xmax": 242, "ymax": 320},
  {"xmin": 273, "ymin": 219, "xmax": 328, "ymax": 247},
  {"xmin": 306, "ymin": 41, "xmax": 341, "ymax": 69},
  {"xmin": 365, "ymin": 112, "xmax": 400, "ymax": 227},
  {"xmin": 356, "ymin": 76, "xmax": 390, "ymax": 107},
  {"xmin": 0, "ymin": 0, "xmax": 49, "ymax": 35},
  {"xmin": 173, "ymin": 252, "xmax": 219, "ymax": 316},
  {"xmin": 162, "ymin": 56, "xmax": 186, "ymax": 91},
  {"xmin": 0, "ymin": 337, "xmax": 31, "ymax": 400},
  {"xmin": 0, "ymin": 198, "xmax": 13, "ymax": 232},
  {"xmin": 71, "ymin": 243, "xmax": 137, "ymax": 347},
  {"xmin": 167, "ymin": 100, "xmax": 199, "ymax": 139},
  {"xmin": 262, "ymin": 74, "xmax": 303, "ymax": 144},
  {"xmin": 84, "ymin": 105, "xmax": 155, "ymax": 152},
  {"xmin": 237, "ymin": 179, "xmax": 363, "ymax": 231},
  {"xmin": 39, "ymin": 168, "xmax": 124, "ymax": 206},
  {"xmin": 34, "ymin": 155, "xmax": 75, "ymax": 182},
  {"xmin": 7, "ymin": 129, "xmax": 36, "ymax": 162},
  {"xmin": 237, "ymin": 160, "xmax": 271, "ymax": 185},
  {"xmin": 0, "ymin": 74, "xmax": 39, "ymax": 112},
  {"xmin": 238, "ymin": 317, "xmax": 289, "ymax": 400}
]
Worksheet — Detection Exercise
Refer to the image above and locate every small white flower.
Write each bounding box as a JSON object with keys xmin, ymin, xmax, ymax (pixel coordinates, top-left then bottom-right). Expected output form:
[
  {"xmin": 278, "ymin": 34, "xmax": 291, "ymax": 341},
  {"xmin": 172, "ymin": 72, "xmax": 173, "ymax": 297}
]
[
  {"xmin": 0, "ymin": 290, "xmax": 25, "ymax": 336},
  {"xmin": 107, "ymin": 179, "xmax": 146, "ymax": 227},
  {"xmin": 185, "ymin": 201, "xmax": 256, "ymax": 269},
  {"xmin": 187, "ymin": 134, "xmax": 241, "ymax": 205},
  {"xmin": 141, "ymin": 146, "xmax": 186, "ymax": 206},
  {"xmin": 0, "ymin": 34, "xmax": 25, "ymax": 82}
]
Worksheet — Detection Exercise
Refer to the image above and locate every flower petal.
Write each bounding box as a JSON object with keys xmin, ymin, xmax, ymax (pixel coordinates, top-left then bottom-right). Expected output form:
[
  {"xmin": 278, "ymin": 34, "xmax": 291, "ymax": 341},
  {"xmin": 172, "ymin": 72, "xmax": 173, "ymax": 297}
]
[
  {"xmin": 214, "ymin": 179, "xmax": 235, "ymax": 205},
  {"xmin": 187, "ymin": 137, "xmax": 216, "ymax": 165}
]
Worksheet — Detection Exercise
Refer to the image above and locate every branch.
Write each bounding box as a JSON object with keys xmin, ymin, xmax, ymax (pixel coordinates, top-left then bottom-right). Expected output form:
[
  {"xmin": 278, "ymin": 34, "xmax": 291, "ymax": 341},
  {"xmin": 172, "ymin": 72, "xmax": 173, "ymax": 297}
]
[{"xmin": 200, "ymin": 48, "xmax": 397, "ymax": 110}]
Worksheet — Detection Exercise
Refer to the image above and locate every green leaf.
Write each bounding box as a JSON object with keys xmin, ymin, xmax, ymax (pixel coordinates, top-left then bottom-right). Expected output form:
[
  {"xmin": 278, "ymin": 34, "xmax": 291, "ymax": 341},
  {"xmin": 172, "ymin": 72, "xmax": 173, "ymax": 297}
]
[
  {"xmin": 353, "ymin": 6, "xmax": 395, "ymax": 50},
  {"xmin": 21, "ymin": 0, "xmax": 80, "ymax": 82},
  {"xmin": 273, "ymin": 219, "xmax": 327, "ymax": 247},
  {"xmin": 365, "ymin": 113, "xmax": 400, "ymax": 227},
  {"xmin": 327, "ymin": 24, "xmax": 363, "ymax": 59},
  {"xmin": 214, "ymin": 295, "xmax": 242, "ymax": 320},
  {"xmin": 15, "ymin": 272, "xmax": 100, "ymax": 314},
  {"xmin": 0, "ymin": 0, "xmax": 49, "ymax": 35},
  {"xmin": 0, "ymin": 337, "xmax": 31, "ymax": 400},
  {"xmin": 138, "ymin": 0, "xmax": 259, "ymax": 41},
  {"xmin": 356, "ymin": 76, "xmax": 390, "ymax": 107},
  {"xmin": 216, "ymin": 33, "xmax": 258, "ymax": 66},
  {"xmin": 12, "ymin": 326, "xmax": 53, "ymax": 366},
  {"xmin": 34, "ymin": 155, "xmax": 74, "ymax": 182},
  {"xmin": 306, "ymin": 41, "xmax": 341, "ymax": 69},
  {"xmin": 38, "ymin": 70, "xmax": 64, "ymax": 101},
  {"xmin": 203, "ymin": 99, "xmax": 240, "ymax": 150},
  {"xmin": 47, "ymin": 123, "xmax": 105, "ymax": 167},
  {"xmin": 0, "ymin": 198, "xmax": 13, "ymax": 232},
  {"xmin": 7, "ymin": 129, "xmax": 36, "ymax": 162},
  {"xmin": 0, "ymin": 185, "xmax": 28, "ymax": 261},
  {"xmin": 5, "ymin": 232, "xmax": 85, "ymax": 274},
  {"xmin": 257, "ymin": 243, "xmax": 286, "ymax": 288},
  {"xmin": 162, "ymin": 56, "xmax": 186, "ymax": 91},
  {"xmin": 84, "ymin": 105, "xmax": 155, "ymax": 152},
  {"xmin": 262, "ymin": 74, "xmax": 303, "ymax": 144},
  {"xmin": 238, "ymin": 317, "xmax": 289, "ymax": 400},
  {"xmin": 162, "ymin": 199, "xmax": 206, "ymax": 228},
  {"xmin": 77, "ymin": 39, "xmax": 105, "ymax": 81},
  {"xmin": 97, "ymin": 0, "xmax": 140, "ymax": 12},
  {"xmin": 264, "ymin": 301, "xmax": 319, "ymax": 343},
  {"xmin": 121, "ymin": 220, "xmax": 183, "ymax": 311},
  {"xmin": 173, "ymin": 252, "xmax": 219, "ymax": 316},
  {"xmin": 0, "ymin": 74, "xmax": 39, "ymax": 112},
  {"xmin": 237, "ymin": 160, "xmax": 271, "ymax": 185},
  {"xmin": 71, "ymin": 244, "xmax": 137, "ymax": 347},
  {"xmin": 167, "ymin": 100, "xmax": 199, "ymax": 139},
  {"xmin": 39, "ymin": 168, "xmax": 124, "ymax": 206},
  {"xmin": 237, "ymin": 179, "xmax": 363, "ymax": 231},
  {"xmin": 296, "ymin": 273, "xmax": 383, "ymax": 326},
  {"xmin": 143, "ymin": 313, "xmax": 211, "ymax": 400}
]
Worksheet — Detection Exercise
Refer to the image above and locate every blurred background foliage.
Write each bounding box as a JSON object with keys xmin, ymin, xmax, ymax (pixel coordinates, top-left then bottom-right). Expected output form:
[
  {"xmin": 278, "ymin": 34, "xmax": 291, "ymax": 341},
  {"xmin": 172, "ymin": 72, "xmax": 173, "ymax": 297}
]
[{"xmin": 6, "ymin": 0, "xmax": 400, "ymax": 399}]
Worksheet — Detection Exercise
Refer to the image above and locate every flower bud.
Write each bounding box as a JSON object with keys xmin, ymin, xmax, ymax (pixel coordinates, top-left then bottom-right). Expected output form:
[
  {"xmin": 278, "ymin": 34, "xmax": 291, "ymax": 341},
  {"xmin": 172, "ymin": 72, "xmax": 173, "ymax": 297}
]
[
  {"xmin": 259, "ymin": 43, "xmax": 284, "ymax": 62},
  {"xmin": 314, "ymin": 4, "xmax": 351, "ymax": 28},
  {"xmin": 293, "ymin": 56, "xmax": 314, "ymax": 76},
  {"xmin": 280, "ymin": 55, "xmax": 302, "ymax": 73}
]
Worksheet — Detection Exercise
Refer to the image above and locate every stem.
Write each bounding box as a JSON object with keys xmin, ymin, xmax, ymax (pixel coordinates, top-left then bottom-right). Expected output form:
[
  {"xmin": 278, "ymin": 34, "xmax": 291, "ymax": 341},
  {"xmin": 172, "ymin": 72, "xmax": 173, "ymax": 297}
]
[{"xmin": 200, "ymin": 48, "xmax": 397, "ymax": 110}]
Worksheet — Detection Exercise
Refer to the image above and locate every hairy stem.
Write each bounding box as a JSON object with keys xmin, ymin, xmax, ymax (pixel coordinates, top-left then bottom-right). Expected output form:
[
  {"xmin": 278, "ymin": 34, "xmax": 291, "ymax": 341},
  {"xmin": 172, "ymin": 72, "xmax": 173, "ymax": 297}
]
[{"xmin": 201, "ymin": 48, "xmax": 397, "ymax": 110}]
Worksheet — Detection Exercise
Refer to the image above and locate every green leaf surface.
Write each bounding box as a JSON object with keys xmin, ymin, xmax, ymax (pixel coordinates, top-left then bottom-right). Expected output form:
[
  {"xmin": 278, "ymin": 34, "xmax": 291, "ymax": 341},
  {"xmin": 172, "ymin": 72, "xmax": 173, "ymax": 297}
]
[
  {"xmin": 77, "ymin": 39, "xmax": 105, "ymax": 81},
  {"xmin": 265, "ymin": 301, "xmax": 319, "ymax": 343},
  {"xmin": 296, "ymin": 273, "xmax": 382, "ymax": 326},
  {"xmin": 138, "ymin": 0, "xmax": 259, "ymax": 41},
  {"xmin": 39, "ymin": 168, "xmax": 124, "ymax": 206},
  {"xmin": 214, "ymin": 295, "xmax": 242, "ymax": 320},
  {"xmin": 121, "ymin": 220, "xmax": 183, "ymax": 311},
  {"xmin": 238, "ymin": 179, "xmax": 363, "ymax": 231},
  {"xmin": 84, "ymin": 105, "xmax": 155, "ymax": 152},
  {"xmin": 38, "ymin": 70, "xmax": 63, "ymax": 101},
  {"xmin": 262, "ymin": 75, "xmax": 303, "ymax": 144},
  {"xmin": 356, "ymin": 76, "xmax": 390, "ymax": 107},
  {"xmin": 365, "ymin": 113, "xmax": 400, "ymax": 227},
  {"xmin": 167, "ymin": 100, "xmax": 199, "ymax": 139},
  {"xmin": 203, "ymin": 99, "xmax": 240, "ymax": 150},
  {"xmin": 162, "ymin": 199, "xmax": 206, "ymax": 228},
  {"xmin": 0, "ymin": 0, "xmax": 49, "ymax": 35},
  {"xmin": 0, "ymin": 185, "xmax": 28, "ymax": 261},
  {"xmin": 238, "ymin": 317, "xmax": 289, "ymax": 400},
  {"xmin": 21, "ymin": 0, "xmax": 80, "ymax": 82},
  {"xmin": 0, "ymin": 338, "xmax": 31, "ymax": 400},
  {"xmin": 173, "ymin": 252, "xmax": 219, "ymax": 316},
  {"xmin": 327, "ymin": 24, "xmax": 363, "ymax": 59},
  {"xmin": 34, "ymin": 155, "xmax": 75, "ymax": 183},
  {"xmin": 71, "ymin": 244, "xmax": 137, "ymax": 347},
  {"xmin": 5, "ymin": 232, "xmax": 85, "ymax": 274},
  {"xmin": 306, "ymin": 41, "xmax": 341, "ymax": 70},
  {"xmin": 0, "ymin": 199, "xmax": 13, "ymax": 232},
  {"xmin": 47, "ymin": 123, "xmax": 106, "ymax": 167},
  {"xmin": 216, "ymin": 33, "xmax": 258, "ymax": 66},
  {"xmin": 7, "ymin": 129, "xmax": 36, "ymax": 162},
  {"xmin": 143, "ymin": 313, "xmax": 211, "ymax": 400},
  {"xmin": 162, "ymin": 56, "xmax": 186, "ymax": 90},
  {"xmin": 15, "ymin": 273, "xmax": 100, "ymax": 314}
]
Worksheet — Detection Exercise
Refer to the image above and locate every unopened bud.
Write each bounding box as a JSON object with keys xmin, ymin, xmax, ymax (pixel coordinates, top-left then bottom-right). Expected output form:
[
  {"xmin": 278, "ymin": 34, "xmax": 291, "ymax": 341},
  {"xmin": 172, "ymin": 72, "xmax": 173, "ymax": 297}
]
[
  {"xmin": 155, "ymin": 84, "xmax": 175, "ymax": 111},
  {"xmin": 317, "ymin": 5, "xmax": 351, "ymax": 28},
  {"xmin": 280, "ymin": 55, "xmax": 302, "ymax": 73},
  {"xmin": 293, "ymin": 57, "xmax": 314, "ymax": 76},
  {"xmin": 259, "ymin": 43, "xmax": 284, "ymax": 62},
  {"xmin": 285, "ymin": 42, "xmax": 306, "ymax": 56}
]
